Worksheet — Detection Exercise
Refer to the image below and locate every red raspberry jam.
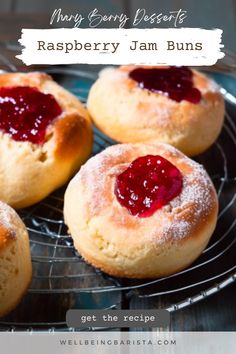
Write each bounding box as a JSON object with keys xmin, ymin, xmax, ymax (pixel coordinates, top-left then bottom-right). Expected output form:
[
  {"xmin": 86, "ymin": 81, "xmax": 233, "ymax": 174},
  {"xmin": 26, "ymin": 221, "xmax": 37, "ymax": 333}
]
[
  {"xmin": 0, "ymin": 86, "xmax": 62, "ymax": 144},
  {"xmin": 115, "ymin": 155, "xmax": 183, "ymax": 217},
  {"xmin": 129, "ymin": 66, "xmax": 201, "ymax": 103}
]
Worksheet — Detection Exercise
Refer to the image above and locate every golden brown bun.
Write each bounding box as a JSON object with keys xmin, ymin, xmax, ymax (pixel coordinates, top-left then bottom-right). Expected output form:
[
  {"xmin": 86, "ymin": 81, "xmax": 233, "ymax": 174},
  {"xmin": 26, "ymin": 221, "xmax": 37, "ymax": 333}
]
[
  {"xmin": 64, "ymin": 142, "xmax": 218, "ymax": 279},
  {"xmin": 0, "ymin": 72, "xmax": 93, "ymax": 208},
  {"xmin": 87, "ymin": 66, "xmax": 225, "ymax": 156},
  {"xmin": 0, "ymin": 201, "xmax": 32, "ymax": 316}
]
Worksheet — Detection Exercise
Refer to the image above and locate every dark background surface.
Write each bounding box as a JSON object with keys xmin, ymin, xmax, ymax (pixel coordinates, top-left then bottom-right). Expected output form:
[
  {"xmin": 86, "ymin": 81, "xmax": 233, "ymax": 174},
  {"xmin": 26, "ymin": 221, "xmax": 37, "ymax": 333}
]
[{"xmin": 131, "ymin": 283, "xmax": 236, "ymax": 331}]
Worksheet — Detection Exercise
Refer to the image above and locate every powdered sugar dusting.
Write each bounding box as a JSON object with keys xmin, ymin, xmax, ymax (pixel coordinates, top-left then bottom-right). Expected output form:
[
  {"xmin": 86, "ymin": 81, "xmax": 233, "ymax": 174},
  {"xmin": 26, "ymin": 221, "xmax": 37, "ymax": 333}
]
[
  {"xmin": 161, "ymin": 159, "xmax": 216, "ymax": 242},
  {"xmin": 0, "ymin": 201, "xmax": 14, "ymax": 229},
  {"xmin": 76, "ymin": 144, "xmax": 135, "ymax": 215},
  {"xmin": 74, "ymin": 142, "xmax": 216, "ymax": 243},
  {"xmin": 204, "ymin": 77, "xmax": 220, "ymax": 93},
  {"xmin": 166, "ymin": 219, "xmax": 192, "ymax": 239},
  {"xmin": 100, "ymin": 66, "xmax": 127, "ymax": 81},
  {"xmin": 103, "ymin": 66, "xmax": 221, "ymax": 95},
  {"xmin": 192, "ymin": 69, "xmax": 221, "ymax": 94}
]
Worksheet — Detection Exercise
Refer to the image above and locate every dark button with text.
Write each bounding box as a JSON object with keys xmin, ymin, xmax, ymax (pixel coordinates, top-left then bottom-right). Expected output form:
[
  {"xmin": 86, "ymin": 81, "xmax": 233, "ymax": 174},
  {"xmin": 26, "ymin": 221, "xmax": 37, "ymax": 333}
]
[{"xmin": 66, "ymin": 309, "xmax": 170, "ymax": 328}]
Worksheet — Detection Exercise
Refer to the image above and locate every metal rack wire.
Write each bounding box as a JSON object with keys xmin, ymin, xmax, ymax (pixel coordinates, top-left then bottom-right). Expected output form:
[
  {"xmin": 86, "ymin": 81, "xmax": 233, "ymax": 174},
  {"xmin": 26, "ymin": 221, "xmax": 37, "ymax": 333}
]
[{"xmin": 0, "ymin": 61, "xmax": 235, "ymax": 331}]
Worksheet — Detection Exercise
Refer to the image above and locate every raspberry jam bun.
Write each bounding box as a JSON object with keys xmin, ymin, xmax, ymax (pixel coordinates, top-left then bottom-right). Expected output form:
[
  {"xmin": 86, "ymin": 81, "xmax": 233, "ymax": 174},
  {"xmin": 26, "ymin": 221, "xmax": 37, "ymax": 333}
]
[
  {"xmin": 0, "ymin": 72, "xmax": 93, "ymax": 208},
  {"xmin": 87, "ymin": 66, "xmax": 224, "ymax": 156},
  {"xmin": 0, "ymin": 201, "xmax": 32, "ymax": 316},
  {"xmin": 64, "ymin": 142, "xmax": 218, "ymax": 279}
]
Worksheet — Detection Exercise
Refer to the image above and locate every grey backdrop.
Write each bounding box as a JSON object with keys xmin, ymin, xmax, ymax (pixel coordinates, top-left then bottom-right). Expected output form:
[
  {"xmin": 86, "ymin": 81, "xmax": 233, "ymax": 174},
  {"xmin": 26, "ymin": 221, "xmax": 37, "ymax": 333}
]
[{"xmin": 0, "ymin": 0, "xmax": 235, "ymax": 51}]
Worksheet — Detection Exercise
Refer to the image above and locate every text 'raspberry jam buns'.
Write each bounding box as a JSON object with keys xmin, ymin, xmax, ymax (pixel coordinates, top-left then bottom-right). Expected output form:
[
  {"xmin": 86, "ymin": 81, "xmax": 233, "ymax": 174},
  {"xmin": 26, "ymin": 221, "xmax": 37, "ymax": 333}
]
[
  {"xmin": 87, "ymin": 66, "xmax": 225, "ymax": 156},
  {"xmin": 0, "ymin": 72, "xmax": 93, "ymax": 208},
  {"xmin": 0, "ymin": 201, "xmax": 32, "ymax": 316},
  {"xmin": 64, "ymin": 142, "xmax": 218, "ymax": 279}
]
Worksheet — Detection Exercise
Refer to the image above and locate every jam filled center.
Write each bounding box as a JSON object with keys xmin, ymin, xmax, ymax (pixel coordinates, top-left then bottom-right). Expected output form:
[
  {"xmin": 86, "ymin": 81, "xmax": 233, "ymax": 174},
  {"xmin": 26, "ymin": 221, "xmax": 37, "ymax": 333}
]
[
  {"xmin": 115, "ymin": 155, "xmax": 183, "ymax": 217},
  {"xmin": 0, "ymin": 86, "xmax": 62, "ymax": 144},
  {"xmin": 129, "ymin": 66, "xmax": 201, "ymax": 103}
]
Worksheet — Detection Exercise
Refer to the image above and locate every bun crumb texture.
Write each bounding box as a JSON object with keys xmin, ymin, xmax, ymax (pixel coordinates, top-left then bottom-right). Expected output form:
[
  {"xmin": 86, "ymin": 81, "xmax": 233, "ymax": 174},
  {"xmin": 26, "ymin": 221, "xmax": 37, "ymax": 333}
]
[
  {"xmin": 64, "ymin": 142, "xmax": 218, "ymax": 279},
  {"xmin": 0, "ymin": 72, "xmax": 93, "ymax": 208},
  {"xmin": 0, "ymin": 201, "xmax": 32, "ymax": 316},
  {"xmin": 87, "ymin": 66, "xmax": 225, "ymax": 156}
]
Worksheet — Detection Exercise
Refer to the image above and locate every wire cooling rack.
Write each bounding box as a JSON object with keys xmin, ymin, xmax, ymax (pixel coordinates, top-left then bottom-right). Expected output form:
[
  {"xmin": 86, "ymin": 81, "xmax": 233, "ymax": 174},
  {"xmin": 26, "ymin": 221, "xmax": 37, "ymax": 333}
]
[{"xmin": 0, "ymin": 62, "xmax": 236, "ymax": 331}]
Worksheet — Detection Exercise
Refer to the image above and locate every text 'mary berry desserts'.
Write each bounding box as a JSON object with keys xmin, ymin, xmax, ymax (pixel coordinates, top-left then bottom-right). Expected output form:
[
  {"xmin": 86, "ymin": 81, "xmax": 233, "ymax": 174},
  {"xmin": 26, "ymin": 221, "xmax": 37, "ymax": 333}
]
[
  {"xmin": 0, "ymin": 201, "xmax": 32, "ymax": 317},
  {"xmin": 87, "ymin": 65, "xmax": 225, "ymax": 156},
  {"xmin": 64, "ymin": 142, "xmax": 218, "ymax": 279},
  {"xmin": 0, "ymin": 72, "xmax": 93, "ymax": 208}
]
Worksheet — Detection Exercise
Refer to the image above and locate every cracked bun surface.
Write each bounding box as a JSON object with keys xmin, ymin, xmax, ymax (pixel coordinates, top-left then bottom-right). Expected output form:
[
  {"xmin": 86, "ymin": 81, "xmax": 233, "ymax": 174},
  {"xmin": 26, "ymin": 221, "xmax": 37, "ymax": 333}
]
[
  {"xmin": 64, "ymin": 142, "xmax": 218, "ymax": 279},
  {"xmin": 0, "ymin": 201, "xmax": 32, "ymax": 316},
  {"xmin": 0, "ymin": 72, "xmax": 93, "ymax": 208},
  {"xmin": 87, "ymin": 66, "xmax": 224, "ymax": 156}
]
